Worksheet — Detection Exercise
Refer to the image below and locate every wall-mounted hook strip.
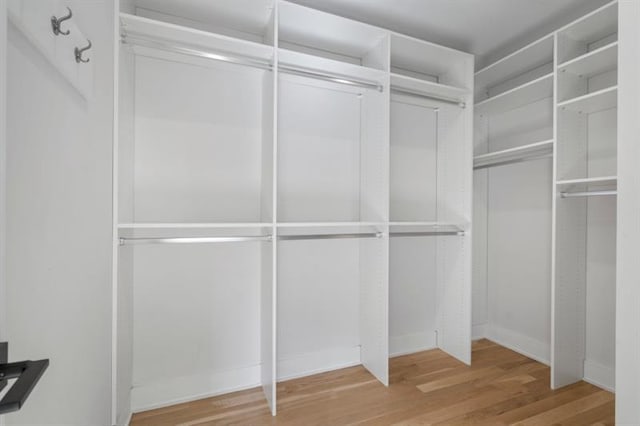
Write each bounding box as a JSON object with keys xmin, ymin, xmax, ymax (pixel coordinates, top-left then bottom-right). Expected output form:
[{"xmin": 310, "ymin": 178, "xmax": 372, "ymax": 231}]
[
  {"xmin": 51, "ymin": 7, "xmax": 72, "ymax": 36},
  {"xmin": 75, "ymin": 40, "xmax": 92, "ymax": 64}
]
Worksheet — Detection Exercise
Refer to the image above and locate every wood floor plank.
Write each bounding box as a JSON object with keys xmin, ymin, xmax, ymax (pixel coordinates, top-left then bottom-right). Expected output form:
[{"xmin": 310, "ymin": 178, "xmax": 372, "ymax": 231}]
[{"xmin": 130, "ymin": 340, "xmax": 614, "ymax": 426}]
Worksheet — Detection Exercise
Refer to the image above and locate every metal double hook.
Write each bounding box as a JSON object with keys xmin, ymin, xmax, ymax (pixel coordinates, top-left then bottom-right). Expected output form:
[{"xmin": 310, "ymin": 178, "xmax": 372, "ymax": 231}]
[
  {"xmin": 51, "ymin": 7, "xmax": 72, "ymax": 36},
  {"xmin": 75, "ymin": 40, "xmax": 92, "ymax": 63}
]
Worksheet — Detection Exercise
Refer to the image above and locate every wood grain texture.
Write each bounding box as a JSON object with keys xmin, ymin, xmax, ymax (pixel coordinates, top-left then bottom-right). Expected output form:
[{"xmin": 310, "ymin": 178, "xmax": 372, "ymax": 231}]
[{"xmin": 131, "ymin": 340, "xmax": 614, "ymax": 425}]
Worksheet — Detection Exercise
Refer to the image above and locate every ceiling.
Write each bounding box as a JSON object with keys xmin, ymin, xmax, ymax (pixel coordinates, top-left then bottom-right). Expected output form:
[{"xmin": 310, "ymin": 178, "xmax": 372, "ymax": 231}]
[{"xmin": 288, "ymin": 0, "xmax": 611, "ymax": 68}]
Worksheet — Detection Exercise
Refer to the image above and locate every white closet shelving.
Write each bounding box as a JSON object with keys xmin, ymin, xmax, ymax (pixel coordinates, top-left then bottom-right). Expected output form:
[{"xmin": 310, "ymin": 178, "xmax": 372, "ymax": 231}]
[
  {"xmin": 473, "ymin": 0, "xmax": 618, "ymax": 397},
  {"xmin": 112, "ymin": 0, "xmax": 473, "ymax": 422},
  {"xmin": 553, "ymin": 1, "xmax": 618, "ymax": 392},
  {"xmin": 389, "ymin": 32, "xmax": 472, "ymax": 361}
]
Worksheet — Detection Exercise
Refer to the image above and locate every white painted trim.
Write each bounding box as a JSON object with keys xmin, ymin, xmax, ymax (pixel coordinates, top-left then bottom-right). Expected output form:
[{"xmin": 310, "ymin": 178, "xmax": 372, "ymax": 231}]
[
  {"xmin": 131, "ymin": 364, "xmax": 261, "ymax": 413},
  {"xmin": 583, "ymin": 359, "xmax": 615, "ymax": 392},
  {"xmin": 389, "ymin": 332, "xmax": 437, "ymax": 358},
  {"xmin": 485, "ymin": 324, "xmax": 550, "ymax": 365},
  {"xmin": 276, "ymin": 346, "xmax": 362, "ymax": 382}
]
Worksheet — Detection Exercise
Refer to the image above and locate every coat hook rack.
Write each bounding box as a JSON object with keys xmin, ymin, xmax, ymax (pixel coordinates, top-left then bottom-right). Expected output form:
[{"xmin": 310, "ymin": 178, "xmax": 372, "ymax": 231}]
[
  {"xmin": 75, "ymin": 40, "xmax": 92, "ymax": 64},
  {"xmin": 51, "ymin": 7, "xmax": 72, "ymax": 36}
]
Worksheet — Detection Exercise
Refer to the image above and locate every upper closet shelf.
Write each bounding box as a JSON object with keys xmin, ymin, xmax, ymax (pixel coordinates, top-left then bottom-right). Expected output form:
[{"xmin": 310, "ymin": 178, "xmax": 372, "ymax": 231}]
[
  {"xmin": 556, "ymin": 1, "xmax": 618, "ymax": 63},
  {"xmin": 279, "ymin": 1, "xmax": 388, "ymax": 72},
  {"xmin": 475, "ymin": 73, "xmax": 553, "ymax": 116},
  {"xmin": 474, "ymin": 140, "xmax": 553, "ymax": 170},
  {"xmin": 278, "ymin": 48, "xmax": 386, "ymax": 90},
  {"xmin": 118, "ymin": 223, "xmax": 272, "ymax": 230},
  {"xmin": 475, "ymin": 34, "xmax": 554, "ymax": 100},
  {"xmin": 120, "ymin": 13, "xmax": 274, "ymax": 64},
  {"xmin": 558, "ymin": 41, "xmax": 618, "ymax": 77},
  {"xmin": 276, "ymin": 223, "xmax": 385, "ymax": 241},
  {"xmin": 390, "ymin": 33, "xmax": 472, "ymax": 90},
  {"xmin": 117, "ymin": 223, "xmax": 273, "ymax": 242},
  {"xmin": 390, "ymin": 73, "xmax": 468, "ymax": 107},
  {"xmin": 558, "ymin": 86, "xmax": 617, "ymax": 114}
]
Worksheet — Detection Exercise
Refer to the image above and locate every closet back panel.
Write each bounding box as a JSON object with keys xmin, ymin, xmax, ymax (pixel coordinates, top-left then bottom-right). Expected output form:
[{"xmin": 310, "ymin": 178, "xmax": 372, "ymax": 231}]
[
  {"xmin": 488, "ymin": 98, "xmax": 554, "ymax": 151},
  {"xmin": 133, "ymin": 55, "xmax": 267, "ymax": 223},
  {"xmin": 277, "ymin": 76, "xmax": 362, "ymax": 222},
  {"xmin": 277, "ymin": 239, "xmax": 362, "ymax": 379},
  {"xmin": 389, "ymin": 238, "xmax": 437, "ymax": 355},
  {"xmin": 389, "ymin": 96, "xmax": 438, "ymax": 356},
  {"xmin": 487, "ymin": 159, "xmax": 552, "ymax": 360},
  {"xmin": 390, "ymin": 97, "xmax": 437, "ymax": 221},
  {"xmin": 132, "ymin": 243, "xmax": 263, "ymax": 411}
]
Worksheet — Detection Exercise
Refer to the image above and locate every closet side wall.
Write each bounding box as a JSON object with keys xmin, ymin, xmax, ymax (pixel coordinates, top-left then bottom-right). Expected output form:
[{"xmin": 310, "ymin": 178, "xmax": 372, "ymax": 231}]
[
  {"xmin": 616, "ymin": 0, "xmax": 640, "ymax": 422},
  {"xmin": 5, "ymin": 1, "xmax": 115, "ymax": 424}
]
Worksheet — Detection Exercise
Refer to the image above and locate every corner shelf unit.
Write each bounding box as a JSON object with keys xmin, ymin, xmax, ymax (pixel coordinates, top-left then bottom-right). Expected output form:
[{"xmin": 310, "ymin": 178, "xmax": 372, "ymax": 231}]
[
  {"xmin": 557, "ymin": 86, "xmax": 618, "ymax": 114},
  {"xmin": 475, "ymin": 72, "xmax": 554, "ymax": 116},
  {"xmin": 473, "ymin": 0, "xmax": 620, "ymax": 400},
  {"xmin": 553, "ymin": 1, "xmax": 618, "ymax": 393},
  {"xmin": 557, "ymin": 41, "xmax": 618, "ymax": 79},
  {"xmin": 112, "ymin": 1, "xmax": 473, "ymax": 422}
]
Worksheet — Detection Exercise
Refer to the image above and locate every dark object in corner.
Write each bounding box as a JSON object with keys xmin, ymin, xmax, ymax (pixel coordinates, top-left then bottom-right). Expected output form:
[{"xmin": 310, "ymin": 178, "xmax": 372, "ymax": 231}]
[{"xmin": 0, "ymin": 342, "xmax": 49, "ymax": 414}]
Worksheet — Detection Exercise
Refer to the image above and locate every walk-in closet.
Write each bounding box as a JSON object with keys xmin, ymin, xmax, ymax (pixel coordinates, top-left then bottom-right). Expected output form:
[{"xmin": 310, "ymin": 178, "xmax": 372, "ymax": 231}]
[{"xmin": 2, "ymin": 1, "xmax": 640, "ymax": 425}]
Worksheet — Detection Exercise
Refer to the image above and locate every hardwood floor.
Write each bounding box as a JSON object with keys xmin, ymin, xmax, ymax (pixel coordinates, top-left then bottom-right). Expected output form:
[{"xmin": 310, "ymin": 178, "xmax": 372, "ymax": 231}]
[{"xmin": 131, "ymin": 340, "xmax": 614, "ymax": 425}]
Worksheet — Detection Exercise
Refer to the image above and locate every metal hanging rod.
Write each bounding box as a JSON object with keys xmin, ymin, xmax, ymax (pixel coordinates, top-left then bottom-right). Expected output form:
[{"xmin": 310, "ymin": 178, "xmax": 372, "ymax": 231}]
[
  {"xmin": 121, "ymin": 35, "xmax": 274, "ymax": 70},
  {"xmin": 390, "ymin": 231, "xmax": 464, "ymax": 237},
  {"xmin": 119, "ymin": 232, "xmax": 385, "ymax": 246},
  {"xmin": 280, "ymin": 64, "xmax": 384, "ymax": 92},
  {"xmin": 391, "ymin": 87, "xmax": 466, "ymax": 108},
  {"xmin": 560, "ymin": 190, "xmax": 617, "ymax": 198},
  {"xmin": 474, "ymin": 153, "xmax": 552, "ymax": 170},
  {"xmin": 119, "ymin": 235, "xmax": 272, "ymax": 246},
  {"xmin": 278, "ymin": 232, "xmax": 383, "ymax": 241}
]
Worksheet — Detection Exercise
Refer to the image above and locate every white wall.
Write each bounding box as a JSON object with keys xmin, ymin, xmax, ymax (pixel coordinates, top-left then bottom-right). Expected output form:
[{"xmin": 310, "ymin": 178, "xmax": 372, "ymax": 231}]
[
  {"xmin": 616, "ymin": 0, "xmax": 640, "ymax": 422},
  {"xmin": 4, "ymin": 1, "xmax": 114, "ymax": 424}
]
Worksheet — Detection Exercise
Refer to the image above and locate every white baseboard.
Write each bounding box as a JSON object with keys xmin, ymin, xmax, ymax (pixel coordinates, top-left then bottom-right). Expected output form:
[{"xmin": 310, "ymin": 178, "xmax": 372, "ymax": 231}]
[
  {"xmin": 131, "ymin": 364, "xmax": 261, "ymax": 413},
  {"xmin": 583, "ymin": 359, "xmax": 615, "ymax": 392},
  {"xmin": 122, "ymin": 411, "xmax": 132, "ymax": 426},
  {"xmin": 389, "ymin": 331, "xmax": 437, "ymax": 357},
  {"xmin": 485, "ymin": 324, "xmax": 550, "ymax": 365},
  {"xmin": 472, "ymin": 323, "xmax": 487, "ymax": 340},
  {"xmin": 277, "ymin": 346, "xmax": 361, "ymax": 381}
]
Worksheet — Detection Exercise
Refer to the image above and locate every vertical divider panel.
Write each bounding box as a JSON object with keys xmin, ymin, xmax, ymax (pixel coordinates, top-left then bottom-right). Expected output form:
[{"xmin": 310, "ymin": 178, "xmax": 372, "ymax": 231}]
[
  {"xmin": 552, "ymin": 32, "xmax": 587, "ymax": 389},
  {"xmin": 0, "ymin": 0, "xmax": 6, "ymax": 348},
  {"xmin": 616, "ymin": 1, "xmax": 640, "ymax": 421},
  {"xmin": 261, "ymin": 0, "xmax": 278, "ymax": 415},
  {"xmin": 436, "ymin": 90, "xmax": 474, "ymax": 365},
  {"xmin": 360, "ymin": 35, "xmax": 390, "ymax": 385},
  {"xmin": 550, "ymin": 33, "xmax": 561, "ymax": 390}
]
